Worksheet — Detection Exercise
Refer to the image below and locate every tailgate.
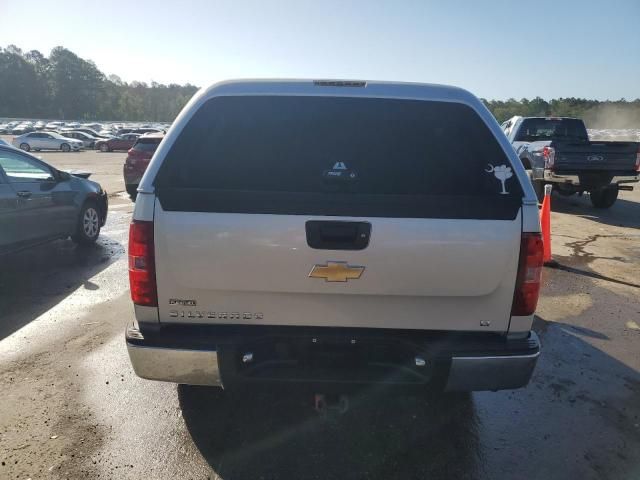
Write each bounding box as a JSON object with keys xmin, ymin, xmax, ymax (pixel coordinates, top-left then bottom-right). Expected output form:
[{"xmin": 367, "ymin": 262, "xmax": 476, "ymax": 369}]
[
  {"xmin": 554, "ymin": 141, "xmax": 638, "ymax": 172},
  {"xmin": 154, "ymin": 207, "xmax": 521, "ymax": 331},
  {"xmin": 152, "ymin": 95, "xmax": 525, "ymax": 332}
]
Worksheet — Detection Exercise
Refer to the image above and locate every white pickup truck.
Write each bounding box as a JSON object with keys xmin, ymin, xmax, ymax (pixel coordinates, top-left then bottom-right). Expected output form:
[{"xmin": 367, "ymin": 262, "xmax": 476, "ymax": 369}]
[{"xmin": 125, "ymin": 80, "xmax": 543, "ymax": 393}]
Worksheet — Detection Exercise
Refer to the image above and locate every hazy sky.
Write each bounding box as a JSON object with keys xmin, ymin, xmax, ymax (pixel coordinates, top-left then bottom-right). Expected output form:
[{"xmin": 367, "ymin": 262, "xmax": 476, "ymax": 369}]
[{"xmin": 1, "ymin": 0, "xmax": 638, "ymax": 100}]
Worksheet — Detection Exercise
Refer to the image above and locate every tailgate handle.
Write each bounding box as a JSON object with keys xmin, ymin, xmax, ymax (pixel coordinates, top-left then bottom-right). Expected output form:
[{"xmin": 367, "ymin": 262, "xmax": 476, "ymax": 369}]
[{"xmin": 306, "ymin": 221, "xmax": 371, "ymax": 250}]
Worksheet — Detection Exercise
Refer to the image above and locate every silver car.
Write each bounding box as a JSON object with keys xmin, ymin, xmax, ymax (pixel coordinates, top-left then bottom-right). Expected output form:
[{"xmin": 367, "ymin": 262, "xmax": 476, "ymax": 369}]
[
  {"xmin": 12, "ymin": 131, "xmax": 83, "ymax": 152},
  {"xmin": 61, "ymin": 131, "xmax": 99, "ymax": 148}
]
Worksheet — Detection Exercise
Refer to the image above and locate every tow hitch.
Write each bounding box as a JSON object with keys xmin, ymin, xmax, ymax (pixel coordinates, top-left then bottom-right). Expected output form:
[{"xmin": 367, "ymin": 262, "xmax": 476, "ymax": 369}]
[{"xmin": 314, "ymin": 393, "xmax": 349, "ymax": 414}]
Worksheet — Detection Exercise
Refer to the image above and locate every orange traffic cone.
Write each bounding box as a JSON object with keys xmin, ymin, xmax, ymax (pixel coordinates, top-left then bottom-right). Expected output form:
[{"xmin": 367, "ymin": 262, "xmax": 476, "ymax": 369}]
[{"xmin": 540, "ymin": 184, "xmax": 552, "ymax": 264}]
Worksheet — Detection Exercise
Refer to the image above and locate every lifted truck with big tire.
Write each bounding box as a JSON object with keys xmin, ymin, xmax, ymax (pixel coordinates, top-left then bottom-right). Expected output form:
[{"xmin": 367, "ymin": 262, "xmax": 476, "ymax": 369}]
[
  {"xmin": 125, "ymin": 80, "xmax": 544, "ymax": 394},
  {"xmin": 502, "ymin": 116, "xmax": 639, "ymax": 208}
]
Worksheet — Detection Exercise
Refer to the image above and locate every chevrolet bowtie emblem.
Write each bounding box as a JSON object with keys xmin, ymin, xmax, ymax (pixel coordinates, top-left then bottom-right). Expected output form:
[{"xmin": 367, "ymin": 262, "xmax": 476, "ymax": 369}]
[{"xmin": 309, "ymin": 261, "xmax": 365, "ymax": 282}]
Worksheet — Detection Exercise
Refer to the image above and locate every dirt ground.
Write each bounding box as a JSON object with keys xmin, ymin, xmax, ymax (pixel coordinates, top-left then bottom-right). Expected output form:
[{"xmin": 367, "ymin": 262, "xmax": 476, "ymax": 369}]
[{"xmin": 0, "ymin": 146, "xmax": 639, "ymax": 479}]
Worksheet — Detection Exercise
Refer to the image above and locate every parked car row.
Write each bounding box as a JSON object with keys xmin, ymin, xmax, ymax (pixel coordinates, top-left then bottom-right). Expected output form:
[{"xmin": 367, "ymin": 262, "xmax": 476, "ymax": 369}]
[
  {"xmin": 0, "ymin": 119, "xmax": 169, "ymax": 137},
  {"xmin": 8, "ymin": 130, "xmax": 151, "ymax": 153}
]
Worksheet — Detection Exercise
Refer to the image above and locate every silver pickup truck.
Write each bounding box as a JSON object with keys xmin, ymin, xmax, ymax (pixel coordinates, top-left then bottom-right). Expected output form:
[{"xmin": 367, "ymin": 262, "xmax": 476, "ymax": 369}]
[
  {"xmin": 125, "ymin": 80, "xmax": 543, "ymax": 393},
  {"xmin": 502, "ymin": 116, "xmax": 639, "ymax": 207}
]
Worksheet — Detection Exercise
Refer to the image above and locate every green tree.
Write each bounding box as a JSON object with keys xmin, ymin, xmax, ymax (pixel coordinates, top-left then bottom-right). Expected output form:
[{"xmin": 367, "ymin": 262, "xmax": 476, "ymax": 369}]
[
  {"xmin": 48, "ymin": 47, "xmax": 105, "ymax": 119},
  {"xmin": 0, "ymin": 46, "xmax": 41, "ymax": 117}
]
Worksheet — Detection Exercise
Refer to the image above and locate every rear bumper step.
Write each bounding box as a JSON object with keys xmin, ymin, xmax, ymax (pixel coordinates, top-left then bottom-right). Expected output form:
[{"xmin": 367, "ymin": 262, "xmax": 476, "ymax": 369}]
[
  {"xmin": 543, "ymin": 170, "xmax": 639, "ymax": 187},
  {"xmin": 125, "ymin": 324, "xmax": 540, "ymax": 392}
]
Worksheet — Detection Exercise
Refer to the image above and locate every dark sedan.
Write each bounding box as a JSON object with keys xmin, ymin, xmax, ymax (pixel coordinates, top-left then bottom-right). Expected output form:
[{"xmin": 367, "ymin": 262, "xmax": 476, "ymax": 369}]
[
  {"xmin": 0, "ymin": 145, "xmax": 108, "ymax": 255},
  {"xmin": 95, "ymin": 133, "xmax": 140, "ymax": 152}
]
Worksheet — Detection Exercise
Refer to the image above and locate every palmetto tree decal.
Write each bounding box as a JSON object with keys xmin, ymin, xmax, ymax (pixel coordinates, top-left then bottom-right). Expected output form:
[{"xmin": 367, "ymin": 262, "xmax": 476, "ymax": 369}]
[{"xmin": 486, "ymin": 164, "xmax": 513, "ymax": 195}]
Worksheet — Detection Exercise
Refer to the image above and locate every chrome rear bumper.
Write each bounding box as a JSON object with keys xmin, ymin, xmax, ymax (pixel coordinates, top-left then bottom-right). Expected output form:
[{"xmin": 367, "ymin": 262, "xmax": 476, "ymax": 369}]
[
  {"xmin": 126, "ymin": 325, "xmax": 221, "ymax": 386},
  {"xmin": 126, "ymin": 325, "xmax": 539, "ymax": 392},
  {"xmin": 445, "ymin": 339, "xmax": 540, "ymax": 391}
]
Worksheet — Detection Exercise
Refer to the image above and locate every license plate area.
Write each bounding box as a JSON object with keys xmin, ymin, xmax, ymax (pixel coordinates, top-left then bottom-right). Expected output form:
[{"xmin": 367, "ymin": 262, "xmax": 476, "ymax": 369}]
[{"xmin": 228, "ymin": 334, "xmax": 435, "ymax": 385}]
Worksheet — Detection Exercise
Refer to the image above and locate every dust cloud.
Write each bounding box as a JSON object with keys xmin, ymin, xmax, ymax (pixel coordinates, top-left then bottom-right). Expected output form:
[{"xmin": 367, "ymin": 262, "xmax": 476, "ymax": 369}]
[{"xmin": 583, "ymin": 103, "xmax": 640, "ymax": 141}]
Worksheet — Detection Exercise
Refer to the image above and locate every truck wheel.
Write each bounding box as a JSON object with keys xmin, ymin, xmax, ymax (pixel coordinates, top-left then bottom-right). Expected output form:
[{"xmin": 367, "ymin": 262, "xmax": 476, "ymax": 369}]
[
  {"xmin": 532, "ymin": 179, "xmax": 545, "ymax": 203},
  {"xmin": 126, "ymin": 184, "xmax": 138, "ymax": 200},
  {"xmin": 590, "ymin": 186, "xmax": 618, "ymax": 209},
  {"xmin": 555, "ymin": 184, "xmax": 575, "ymax": 197}
]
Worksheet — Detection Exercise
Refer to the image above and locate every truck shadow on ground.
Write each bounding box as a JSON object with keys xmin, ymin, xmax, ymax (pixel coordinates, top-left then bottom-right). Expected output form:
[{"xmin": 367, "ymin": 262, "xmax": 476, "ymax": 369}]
[
  {"xmin": 545, "ymin": 261, "xmax": 640, "ymax": 290},
  {"xmin": 179, "ymin": 386, "xmax": 480, "ymax": 480},
  {"xmin": 178, "ymin": 314, "xmax": 640, "ymax": 480},
  {"xmin": 0, "ymin": 236, "xmax": 123, "ymax": 341},
  {"xmin": 551, "ymin": 193, "xmax": 640, "ymax": 229},
  {"xmin": 469, "ymin": 315, "xmax": 640, "ymax": 480}
]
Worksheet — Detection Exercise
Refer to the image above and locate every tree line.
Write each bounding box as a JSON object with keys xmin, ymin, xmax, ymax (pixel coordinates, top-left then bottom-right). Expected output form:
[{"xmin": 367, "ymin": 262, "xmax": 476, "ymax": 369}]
[
  {"xmin": 484, "ymin": 97, "xmax": 640, "ymax": 129},
  {"xmin": 1, "ymin": 45, "xmax": 639, "ymax": 127},
  {"xmin": 0, "ymin": 45, "xmax": 197, "ymax": 122}
]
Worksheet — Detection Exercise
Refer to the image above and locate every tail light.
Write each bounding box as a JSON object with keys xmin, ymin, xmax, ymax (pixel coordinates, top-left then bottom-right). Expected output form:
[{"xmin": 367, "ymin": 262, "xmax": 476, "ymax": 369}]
[
  {"xmin": 542, "ymin": 146, "xmax": 555, "ymax": 170},
  {"xmin": 127, "ymin": 147, "xmax": 153, "ymax": 164},
  {"xmin": 127, "ymin": 148, "xmax": 143, "ymax": 162},
  {"xmin": 128, "ymin": 220, "xmax": 157, "ymax": 306},
  {"xmin": 127, "ymin": 149, "xmax": 150, "ymax": 168},
  {"xmin": 635, "ymin": 145, "xmax": 640, "ymax": 172},
  {"xmin": 511, "ymin": 233, "xmax": 544, "ymax": 316}
]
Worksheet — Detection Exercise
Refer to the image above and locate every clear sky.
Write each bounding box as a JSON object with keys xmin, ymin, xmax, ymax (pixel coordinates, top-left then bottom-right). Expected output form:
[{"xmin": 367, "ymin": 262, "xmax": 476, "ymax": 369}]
[{"xmin": 1, "ymin": 0, "xmax": 638, "ymax": 100}]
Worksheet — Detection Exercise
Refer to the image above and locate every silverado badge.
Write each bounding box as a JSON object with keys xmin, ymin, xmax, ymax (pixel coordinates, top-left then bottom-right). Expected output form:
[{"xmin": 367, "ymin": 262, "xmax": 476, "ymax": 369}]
[{"xmin": 309, "ymin": 262, "xmax": 365, "ymax": 282}]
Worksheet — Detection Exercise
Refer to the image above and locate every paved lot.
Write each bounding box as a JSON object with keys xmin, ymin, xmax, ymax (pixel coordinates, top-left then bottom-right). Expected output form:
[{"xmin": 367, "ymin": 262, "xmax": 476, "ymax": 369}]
[{"xmin": 0, "ymin": 149, "xmax": 639, "ymax": 479}]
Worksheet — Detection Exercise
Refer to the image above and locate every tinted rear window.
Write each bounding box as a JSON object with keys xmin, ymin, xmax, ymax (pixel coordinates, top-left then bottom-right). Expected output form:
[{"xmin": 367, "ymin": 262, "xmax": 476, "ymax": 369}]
[
  {"xmin": 133, "ymin": 137, "xmax": 162, "ymax": 152},
  {"xmin": 515, "ymin": 118, "xmax": 588, "ymax": 142},
  {"xmin": 157, "ymin": 96, "xmax": 522, "ymax": 219}
]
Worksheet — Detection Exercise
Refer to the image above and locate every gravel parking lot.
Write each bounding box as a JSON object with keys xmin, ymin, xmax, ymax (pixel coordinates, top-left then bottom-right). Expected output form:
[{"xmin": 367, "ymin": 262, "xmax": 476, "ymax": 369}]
[{"xmin": 1, "ymin": 146, "xmax": 639, "ymax": 479}]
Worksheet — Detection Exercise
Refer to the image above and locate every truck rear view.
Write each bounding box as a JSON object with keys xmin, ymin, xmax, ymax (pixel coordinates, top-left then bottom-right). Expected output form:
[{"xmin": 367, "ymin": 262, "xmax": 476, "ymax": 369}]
[
  {"xmin": 505, "ymin": 116, "xmax": 640, "ymax": 207},
  {"xmin": 126, "ymin": 80, "xmax": 543, "ymax": 393}
]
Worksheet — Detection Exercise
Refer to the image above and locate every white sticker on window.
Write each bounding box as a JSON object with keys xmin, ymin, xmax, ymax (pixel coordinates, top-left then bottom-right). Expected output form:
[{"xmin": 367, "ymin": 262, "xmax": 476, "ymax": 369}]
[
  {"xmin": 332, "ymin": 161, "xmax": 348, "ymax": 170},
  {"xmin": 485, "ymin": 164, "xmax": 513, "ymax": 195}
]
